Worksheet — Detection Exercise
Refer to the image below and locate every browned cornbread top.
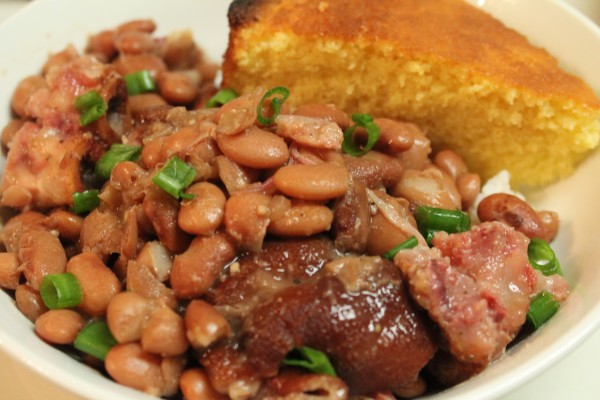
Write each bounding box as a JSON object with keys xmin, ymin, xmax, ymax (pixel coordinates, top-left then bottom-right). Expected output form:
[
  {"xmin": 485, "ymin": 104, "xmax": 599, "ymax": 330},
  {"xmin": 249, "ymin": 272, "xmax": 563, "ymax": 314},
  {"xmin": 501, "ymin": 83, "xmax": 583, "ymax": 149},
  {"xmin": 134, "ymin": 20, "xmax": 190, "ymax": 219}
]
[{"xmin": 226, "ymin": 0, "xmax": 600, "ymax": 108}]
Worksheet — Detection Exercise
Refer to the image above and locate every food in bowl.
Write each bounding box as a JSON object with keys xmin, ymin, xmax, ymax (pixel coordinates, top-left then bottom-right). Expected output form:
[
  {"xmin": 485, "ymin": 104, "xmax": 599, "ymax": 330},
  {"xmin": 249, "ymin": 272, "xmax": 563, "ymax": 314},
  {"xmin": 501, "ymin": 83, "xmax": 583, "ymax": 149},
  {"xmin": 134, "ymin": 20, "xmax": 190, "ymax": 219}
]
[
  {"xmin": 222, "ymin": 0, "xmax": 600, "ymax": 187},
  {"xmin": 0, "ymin": 6, "xmax": 578, "ymax": 400}
]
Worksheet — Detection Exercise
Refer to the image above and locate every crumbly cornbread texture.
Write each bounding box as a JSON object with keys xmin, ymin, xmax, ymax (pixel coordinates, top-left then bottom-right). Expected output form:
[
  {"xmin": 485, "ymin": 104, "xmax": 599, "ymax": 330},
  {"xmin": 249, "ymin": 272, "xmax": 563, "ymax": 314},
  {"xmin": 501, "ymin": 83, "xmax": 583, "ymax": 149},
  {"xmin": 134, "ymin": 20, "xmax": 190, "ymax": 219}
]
[{"xmin": 222, "ymin": 0, "xmax": 600, "ymax": 187}]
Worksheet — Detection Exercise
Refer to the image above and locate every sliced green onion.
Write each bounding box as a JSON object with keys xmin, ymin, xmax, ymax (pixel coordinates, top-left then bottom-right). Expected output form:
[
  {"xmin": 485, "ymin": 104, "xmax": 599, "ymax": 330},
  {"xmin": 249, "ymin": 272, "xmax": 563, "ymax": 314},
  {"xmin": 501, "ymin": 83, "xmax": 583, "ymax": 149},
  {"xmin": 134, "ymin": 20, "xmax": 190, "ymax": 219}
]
[
  {"xmin": 383, "ymin": 236, "xmax": 419, "ymax": 260},
  {"xmin": 40, "ymin": 273, "xmax": 83, "ymax": 310},
  {"xmin": 74, "ymin": 90, "xmax": 107, "ymax": 126},
  {"xmin": 342, "ymin": 113, "xmax": 381, "ymax": 156},
  {"xmin": 283, "ymin": 346, "xmax": 337, "ymax": 377},
  {"xmin": 124, "ymin": 70, "xmax": 156, "ymax": 95},
  {"xmin": 74, "ymin": 320, "xmax": 117, "ymax": 361},
  {"xmin": 414, "ymin": 205, "xmax": 471, "ymax": 245},
  {"xmin": 256, "ymin": 86, "xmax": 290, "ymax": 126},
  {"xmin": 205, "ymin": 88, "xmax": 238, "ymax": 108},
  {"xmin": 527, "ymin": 291, "xmax": 560, "ymax": 330},
  {"xmin": 528, "ymin": 238, "xmax": 563, "ymax": 276},
  {"xmin": 95, "ymin": 143, "xmax": 142, "ymax": 180},
  {"xmin": 152, "ymin": 156, "xmax": 196, "ymax": 199},
  {"xmin": 72, "ymin": 189, "xmax": 100, "ymax": 214}
]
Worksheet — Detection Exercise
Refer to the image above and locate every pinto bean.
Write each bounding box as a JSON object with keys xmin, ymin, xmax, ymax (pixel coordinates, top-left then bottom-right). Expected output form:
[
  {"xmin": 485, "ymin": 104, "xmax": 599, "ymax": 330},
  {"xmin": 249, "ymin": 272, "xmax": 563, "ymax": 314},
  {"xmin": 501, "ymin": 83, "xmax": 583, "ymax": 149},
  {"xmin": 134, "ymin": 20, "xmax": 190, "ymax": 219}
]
[
  {"xmin": 0, "ymin": 252, "xmax": 20, "ymax": 290},
  {"xmin": 170, "ymin": 234, "xmax": 236, "ymax": 299},
  {"xmin": 143, "ymin": 187, "xmax": 191, "ymax": 254},
  {"xmin": 105, "ymin": 342, "xmax": 172, "ymax": 397},
  {"xmin": 115, "ymin": 31, "xmax": 155, "ymax": 54},
  {"xmin": 178, "ymin": 182, "xmax": 226, "ymax": 235},
  {"xmin": 1, "ymin": 185, "xmax": 33, "ymax": 209},
  {"xmin": 110, "ymin": 160, "xmax": 146, "ymax": 191},
  {"xmin": 15, "ymin": 284, "xmax": 48, "ymax": 322},
  {"xmin": 0, "ymin": 211, "xmax": 46, "ymax": 252},
  {"xmin": 107, "ymin": 291, "xmax": 151, "ymax": 343},
  {"xmin": 162, "ymin": 356, "xmax": 187, "ymax": 397},
  {"xmin": 18, "ymin": 229, "xmax": 67, "ymax": 290},
  {"xmin": 434, "ymin": 149, "xmax": 468, "ymax": 180},
  {"xmin": 1, "ymin": 119, "xmax": 24, "ymax": 148},
  {"xmin": 366, "ymin": 212, "xmax": 416, "ymax": 257},
  {"xmin": 162, "ymin": 30, "xmax": 200, "ymax": 69},
  {"xmin": 391, "ymin": 376, "xmax": 427, "ymax": 399},
  {"xmin": 293, "ymin": 103, "xmax": 350, "ymax": 128},
  {"xmin": 214, "ymin": 89, "xmax": 262, "ymax": 136},
  {"xmin": 343, "ymin": 151, "xmax": 404, "ymax": 189},
  {"xmin": 273, "ymin": 164, "xmax": 348, "ymax": 201},
  {"xmin": 35, "ymin": 309, "xmax": 84, "ymax": 345},
  {"xmin": 224, "ymin": 192, "xmax": 272, "ymax": 252},
  {"xmin": 185, "ymin": 300, "xmax": 232, "ymax": 349},
  {"xmin": 141, "ymin": 307, "xmax": 189, "ymax": 357},
  {"xmin": 215, "ymin": 155, "xmax": 259, "ymax": 194},
  {"xmin": 44, "ymin": 209, "xmax": 83, "ymax": 242},
  {"xmin": 158, "ymin": 71, "xmax": 198, "ymax": 104},
  {"xmin": 160, "ymin": 126, "xmax": 206, "ymax": 161},
  {"xmin": 11, "ymin": 75, "xmax": 47, "ymax": 117},
  {"xmin": 113, "ymin": 54, "xmax": 167, "ymax": 78},
  {"xmin": 117, "ymin": 19, "xmax": 157, "ymax": 34},
  {"xmin": 396, "ymin": 127, "xmax": 431, "ymax": 170},
  {"xmin": 66, "ymin": 252, "xmax": 122, "ymax": 316},
  {"xmin": 538, "ymin": 210, "xmax": 560, "ymax": 243},
  {"xmin": 216, "ymin": 126, "xmax": 289, "ymax": 169},
  {"xmin": 372, "ymin": 118, "xmax": 415, "ymax": 154},
  {"xmin": 391, "ymin": 167, "xmax": 461, "ymax": 210},
  {"xmin": 268, "ymin": 202, "xmax": 334, "ymax": 237},
  {"xmin": 127, "ymin": 260, "xmax": 177, "ymax": 309},
  {"xmin": 456, "ymin": 172, "xmax": 481, "ymax": 211},
  {"xmin": 180, "ymin": 368, "xmax": 227, "ymax": 400},
  {"xmin": 80, "ymin": 209, "xmax": 122, "ymax": 263},
  {"xmin": 262, "ymin": 371, "xmax": 349, "ymax": 400},
  {"xmin": 477, "ymin": 193, "xmax": 545, "ymax": 239},
  {"xmin": 87, "ymin": 30, "xmax": 117, "ymax": 61},
  {"xmin": 275, "ymin": 114, "xmax": 343, "ymax": 150},
  {"xmin": 129, "ymin": 93, "xmax": 168, "ymax": 113}
]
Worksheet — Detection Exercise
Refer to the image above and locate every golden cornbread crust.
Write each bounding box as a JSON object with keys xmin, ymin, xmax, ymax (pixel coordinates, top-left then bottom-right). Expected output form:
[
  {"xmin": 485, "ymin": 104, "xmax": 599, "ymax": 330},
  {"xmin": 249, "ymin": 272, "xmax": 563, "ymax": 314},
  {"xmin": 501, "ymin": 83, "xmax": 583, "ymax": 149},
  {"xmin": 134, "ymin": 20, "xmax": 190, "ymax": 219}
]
[{"xmin": 222, "ymin": 0, "xmax": 600, "ymax": 187}]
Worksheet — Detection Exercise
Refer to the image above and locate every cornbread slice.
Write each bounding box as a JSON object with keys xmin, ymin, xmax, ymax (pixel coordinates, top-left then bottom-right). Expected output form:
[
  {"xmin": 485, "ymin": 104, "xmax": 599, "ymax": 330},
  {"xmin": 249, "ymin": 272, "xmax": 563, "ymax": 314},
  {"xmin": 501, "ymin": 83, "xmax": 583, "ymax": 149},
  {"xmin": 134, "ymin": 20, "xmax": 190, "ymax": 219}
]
[{"xmin": 222, "ymin": 0, "xmax": 600, "ymax": 187}]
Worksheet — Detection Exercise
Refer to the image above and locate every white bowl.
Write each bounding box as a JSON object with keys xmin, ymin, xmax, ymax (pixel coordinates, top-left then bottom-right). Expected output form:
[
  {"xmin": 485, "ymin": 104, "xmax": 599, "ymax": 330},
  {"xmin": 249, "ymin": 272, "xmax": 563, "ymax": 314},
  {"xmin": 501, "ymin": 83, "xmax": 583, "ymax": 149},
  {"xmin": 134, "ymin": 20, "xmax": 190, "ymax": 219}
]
[{"xmin": 0, "ymin": 0, "xmax": 599, "ymax": 399}]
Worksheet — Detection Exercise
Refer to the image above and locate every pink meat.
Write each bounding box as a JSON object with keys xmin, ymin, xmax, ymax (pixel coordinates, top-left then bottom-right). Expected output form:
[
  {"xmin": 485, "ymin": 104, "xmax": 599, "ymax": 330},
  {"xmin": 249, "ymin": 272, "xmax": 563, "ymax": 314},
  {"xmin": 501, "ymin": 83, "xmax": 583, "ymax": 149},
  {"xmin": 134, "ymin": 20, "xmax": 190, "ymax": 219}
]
[
  {"xmin": 25, "ymin": 56, "xmax": 121, "ymax": 134},
  {"xmin": 395, "ymin": 222, "xmax": 536, "ymax": 365},
  {"xmin": 0, "ymin": 122, "xmax": 90, "ymax": 209}
]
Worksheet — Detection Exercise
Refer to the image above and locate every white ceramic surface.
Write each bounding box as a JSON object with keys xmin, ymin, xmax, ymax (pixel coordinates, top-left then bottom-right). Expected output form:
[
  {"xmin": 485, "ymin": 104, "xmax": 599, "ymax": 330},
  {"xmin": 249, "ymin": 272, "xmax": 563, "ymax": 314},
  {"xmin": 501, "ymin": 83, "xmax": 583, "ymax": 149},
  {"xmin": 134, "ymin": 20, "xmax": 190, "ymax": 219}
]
[{"xmin": 0, "ymin": 0, "xmax": 599, "ymax": 399}]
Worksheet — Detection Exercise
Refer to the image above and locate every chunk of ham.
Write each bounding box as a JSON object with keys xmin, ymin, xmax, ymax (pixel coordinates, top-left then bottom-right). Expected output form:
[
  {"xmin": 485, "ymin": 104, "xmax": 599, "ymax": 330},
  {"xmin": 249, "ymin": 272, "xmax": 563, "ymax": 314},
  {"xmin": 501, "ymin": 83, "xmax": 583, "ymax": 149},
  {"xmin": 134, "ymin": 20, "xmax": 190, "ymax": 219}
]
[
  {"xmin": 0, "ymin": 123, "xmax": 90, "ymax": 209},
  {"xmin": 394, "ymin": 222, "xmax": 536, "ymax": 365},
  {"xmin": 242, "ymin": 257, "xmax": 437, "ymax": 395},
  {"xmin": 25, "ymin": 55, "xmax": 122, "ymax": 134}
]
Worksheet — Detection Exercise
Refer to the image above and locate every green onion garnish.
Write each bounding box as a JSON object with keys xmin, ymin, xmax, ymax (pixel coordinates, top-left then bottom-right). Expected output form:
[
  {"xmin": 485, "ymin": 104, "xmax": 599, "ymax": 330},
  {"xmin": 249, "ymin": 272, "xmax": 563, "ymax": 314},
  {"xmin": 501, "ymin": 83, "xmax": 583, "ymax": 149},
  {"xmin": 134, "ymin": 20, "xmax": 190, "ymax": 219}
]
[
  {"xmin": 73, "ymin": 90, "xmax": 107, "ymax": 126},
  {"xmin": 205, "ymin": 88, "xmax": 238, "ymax": 108},
  {"xmin": 383, "ymin": 236, "xmax": 419, "ymax": 260},
  {"xmin": 256, "ymin": 86, "xmax": 290, "ymax": 126},
  {"xmin": 152, "ymin": 156, "xmax": 196, "ymax": 200},
  {"xmin": 342, "ymin": 113, "xmax": 381, "ymax": 156},
  {"xmin": 72, "ymin": 189, "xmax": 101, "ymax": 214},
  {"xmin": 95, "ymin": 143, "xmax": 142, "ymax": 180},
  {"xmin": 73, "ymin": 320, "xmax": 117, "ymax": 361},
  {"xmin": 40, "ymin": 273, "xmax": 83, "ymax": 310},
  {"xmin": 414, "ymin": 205, "xmax": 471, "ymax": 245},
  {"xmin": 528, "ymin": 238, "xmax": 563, "ymax": 276},
  {"xmin": 124, "ymin": 70, "xmax": 156, "ymax": 95},
  {"xmin": 283, "ymin": 346, "xmax": 337, "ymax": 377},
  {"xmin": 527, "ymin": 291, "xmax": 560, "ymax": 330}
]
